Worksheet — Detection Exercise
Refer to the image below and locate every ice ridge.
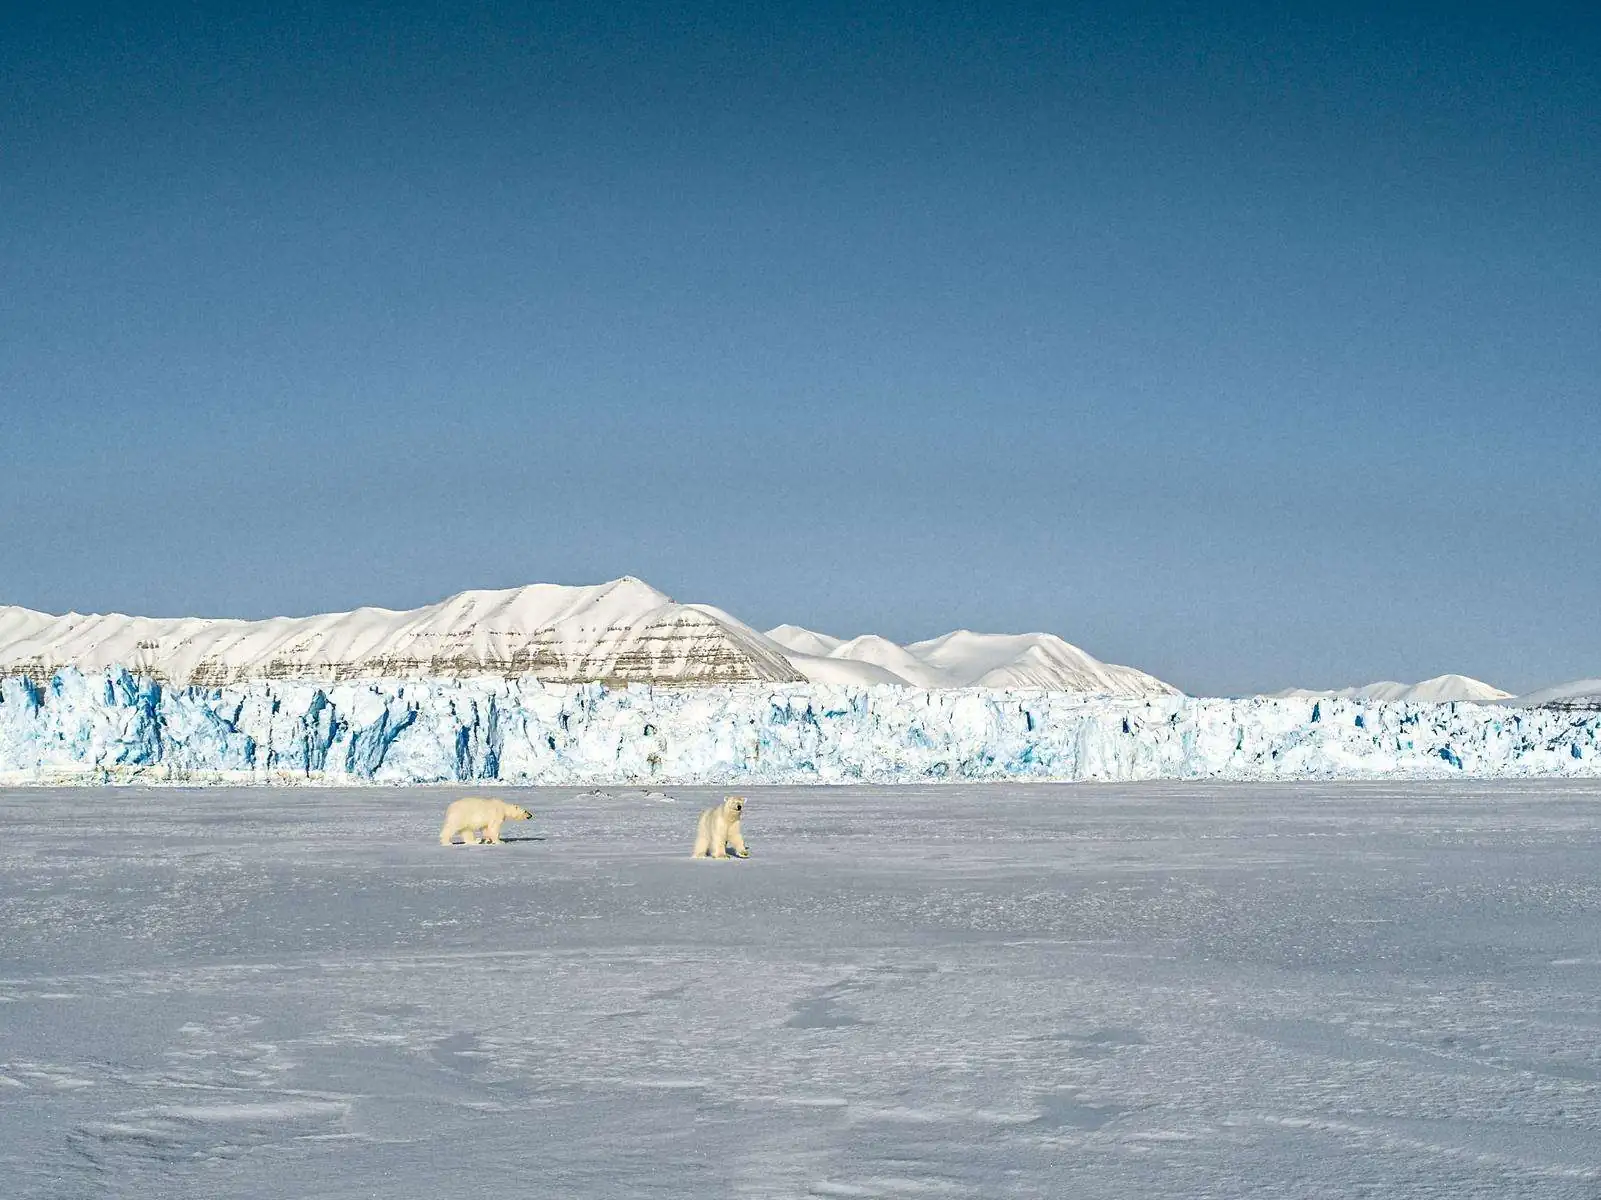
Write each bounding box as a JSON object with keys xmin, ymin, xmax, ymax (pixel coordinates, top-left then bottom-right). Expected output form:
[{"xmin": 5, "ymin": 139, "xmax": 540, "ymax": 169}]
[{"xmin": 2, "ymin": 668, "xmax": 1596, "ymax": 786}]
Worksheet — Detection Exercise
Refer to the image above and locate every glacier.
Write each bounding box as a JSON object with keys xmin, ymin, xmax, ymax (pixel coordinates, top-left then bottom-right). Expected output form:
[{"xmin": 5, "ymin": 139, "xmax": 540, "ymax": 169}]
[{"xmin": 1, "ymin": 667, "xmax": 1597, "ymax": 785}]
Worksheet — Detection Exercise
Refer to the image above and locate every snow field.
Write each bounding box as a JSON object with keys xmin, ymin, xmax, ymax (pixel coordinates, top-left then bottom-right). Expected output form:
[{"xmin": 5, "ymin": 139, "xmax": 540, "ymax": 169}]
[{"xmin": 2, "ymin": 782, "xmax": 1599, "ymax": 1198}]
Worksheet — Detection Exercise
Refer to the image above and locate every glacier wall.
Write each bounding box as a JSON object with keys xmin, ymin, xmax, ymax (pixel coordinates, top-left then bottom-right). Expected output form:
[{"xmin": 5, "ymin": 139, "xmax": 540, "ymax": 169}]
[{"xmin": 1, "ymin": 667, "xmax": 1597, "ymax": 786}]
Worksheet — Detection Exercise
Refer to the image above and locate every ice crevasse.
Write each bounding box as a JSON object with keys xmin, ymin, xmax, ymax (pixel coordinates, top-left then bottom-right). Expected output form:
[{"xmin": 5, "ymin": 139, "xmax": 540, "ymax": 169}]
[{"xmin": 0, "ymin": 667, "xmax": 1596, "ymax": 785}]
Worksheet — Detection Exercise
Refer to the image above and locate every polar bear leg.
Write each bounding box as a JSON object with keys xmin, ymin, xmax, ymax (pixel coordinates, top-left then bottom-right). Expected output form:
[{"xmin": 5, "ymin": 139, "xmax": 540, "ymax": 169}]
[
  {"xmin": 484, "ymin": 818, "xmax": 504, "ymax": 844},
  {"xmin": 709, "ymin": 820, "xmax": 729, "ymax": 858},
  {"xmin": 439, "ymin": 822, "xmax": 456, "ymax": 845},
  {"xmin": 691, "ymin": 812, "xmax": 712, "ymax": 857},
  {"xmin": 726, "ymin": 820, "xmax": 747, "ymax": 857}
]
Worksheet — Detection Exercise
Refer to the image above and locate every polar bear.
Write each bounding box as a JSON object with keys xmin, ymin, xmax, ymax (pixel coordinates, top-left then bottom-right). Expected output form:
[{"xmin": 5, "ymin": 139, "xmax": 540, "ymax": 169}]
[
  {"xmin": 691, "ymin": 795, "xmax": 749, "ymax": 859},
  {"xmin": 439, "ymin": 797, "xmax": 532, "ymax": 846}
]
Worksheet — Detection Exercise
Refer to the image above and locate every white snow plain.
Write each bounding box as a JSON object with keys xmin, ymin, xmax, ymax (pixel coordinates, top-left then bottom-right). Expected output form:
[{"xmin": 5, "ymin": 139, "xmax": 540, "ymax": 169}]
[
  {"xmin": 3, "ymin": 782, "xmax": 1600, "ymax": 1198},
  {"xmin": 1, "ymin": 668, "xmax": 1597, "ymax": 786}
]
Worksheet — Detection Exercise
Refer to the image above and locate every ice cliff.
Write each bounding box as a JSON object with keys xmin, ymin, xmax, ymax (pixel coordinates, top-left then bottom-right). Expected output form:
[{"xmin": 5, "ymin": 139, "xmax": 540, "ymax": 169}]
[{"xmin": 2, "ymin": 668, "xmax": 1596, "ymax": 785}]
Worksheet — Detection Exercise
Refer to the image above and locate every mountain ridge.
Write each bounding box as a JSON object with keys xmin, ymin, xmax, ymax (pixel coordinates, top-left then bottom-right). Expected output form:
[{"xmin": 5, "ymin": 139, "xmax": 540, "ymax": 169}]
[
  {"xmin": 0, "ymin": 578, "xmax": 1178, "ymax": 697},
  {"xmin": 1271, "ymin": 674, "xmax": 1513, "ymax": 705},
  {"xmin": 0, "ymin": 577, "xmax": 802, "ymax": 687},
  {"xmin": 763, "ymin": 623, "xmax": 1179, "ymax": 698},
  {"xmin": 8, "ymin": 580, "xmax": 1578, "ymax": 703}
]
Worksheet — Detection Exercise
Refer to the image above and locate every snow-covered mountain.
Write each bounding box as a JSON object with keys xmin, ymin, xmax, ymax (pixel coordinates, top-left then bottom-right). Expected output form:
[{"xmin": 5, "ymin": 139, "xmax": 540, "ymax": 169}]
[
  {"xmin": 764, "ymin": 625, "xmax": 843, "ymax": 658},
  {"xmin": 824, "ymin": 635, "xmax": 955, "ymax": 689},
  {"xmin": 1271, "ymin": 674, "xmax": 1513, "ymax": 705},
  {"xmin": 0, "ymin": 579, "xmax": 1182, "ymax": 697},
  {"xmin": 764, "ymin": 625, "xmax": 1179, "ymax": 698},
  {"xmin": 0, "ymin": 578, "xmax": 803, "ymax": 687},
  {"xmin": 763, "ymin": 626, "xmax": 917, "ymax": 688},
  {"xmin": 913, "ymin": 630, "xmax": 1176, "ymax": 693},
  {"xmin": 771, "ymin": 652, "xmax": 910, "ymax": 689},
  {"xmin": 1506, "ymin": 679, "xmax": 1601, "ymax": 710},
  {"xmin": 6, "ymin": 574, "xmax": 1588, "ymax": 707}
]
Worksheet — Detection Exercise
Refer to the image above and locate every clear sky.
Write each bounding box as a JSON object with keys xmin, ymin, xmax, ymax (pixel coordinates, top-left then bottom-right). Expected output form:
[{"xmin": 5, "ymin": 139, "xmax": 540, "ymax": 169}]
[{"xmin": 2, "ymin": 2, "xmax": 1596, "ymax": 696}]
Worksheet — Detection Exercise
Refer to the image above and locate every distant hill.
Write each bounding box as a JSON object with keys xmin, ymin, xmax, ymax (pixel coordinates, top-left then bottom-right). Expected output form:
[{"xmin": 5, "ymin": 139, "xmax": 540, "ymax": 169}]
[
  {"xmin": 1270, "ymin": 674, "xmax": 1513, "ymax": 704},
  {"xmin": 1505, "ymin": 679, "xmax": 1601, "ymax": 710},
  {"xmin": 765, "ymin": 625, "xmax": 1179, "ymax": 698},
  {"xmin": 764, "ymin": 624, "xmax": 844, "ymax": 658}
]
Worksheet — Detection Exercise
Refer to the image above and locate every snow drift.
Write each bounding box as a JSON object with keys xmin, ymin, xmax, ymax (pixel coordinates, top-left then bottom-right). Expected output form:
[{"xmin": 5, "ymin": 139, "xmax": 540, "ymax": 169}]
[{"xmin": 2, "ymin": 668, "xmax": 1595, "ymax": 786}]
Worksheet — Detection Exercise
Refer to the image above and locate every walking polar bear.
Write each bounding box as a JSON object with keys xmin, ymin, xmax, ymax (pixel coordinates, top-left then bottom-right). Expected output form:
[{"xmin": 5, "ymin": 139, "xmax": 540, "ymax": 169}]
[
  {"xmin": 439, "ymin": 797, "xmax": 531, "ymax": 846},
  {"xmin": 692, "ymin": 795, "xmax": 749, "ymax": 859}
]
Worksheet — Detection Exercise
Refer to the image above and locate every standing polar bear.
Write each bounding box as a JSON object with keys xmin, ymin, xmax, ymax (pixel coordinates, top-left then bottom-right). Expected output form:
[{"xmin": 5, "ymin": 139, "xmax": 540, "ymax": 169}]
[
  {"xmin": 692, "ymin": 795, "xmax": 750, "ymax": 859},
  {"xmin": 439, "ymin": 797, "xmax": 531, "ymax": 846}
]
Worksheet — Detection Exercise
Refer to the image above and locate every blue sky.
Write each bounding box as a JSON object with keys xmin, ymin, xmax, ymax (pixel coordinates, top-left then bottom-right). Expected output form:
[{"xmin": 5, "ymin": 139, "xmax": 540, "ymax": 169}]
[{"xmin": 2, "ymin": 2, "xmax": 1596, "ymax": 695}]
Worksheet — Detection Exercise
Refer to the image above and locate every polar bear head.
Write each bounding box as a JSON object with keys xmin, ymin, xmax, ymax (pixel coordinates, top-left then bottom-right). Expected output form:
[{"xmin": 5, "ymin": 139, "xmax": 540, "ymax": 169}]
[
  {"xmin": 502, "ymin": 803, "xmax": 532, "ymax": 821},
  {"xmin": 722, "ymin": 795, "xmax": 745, "ymax": 819}
]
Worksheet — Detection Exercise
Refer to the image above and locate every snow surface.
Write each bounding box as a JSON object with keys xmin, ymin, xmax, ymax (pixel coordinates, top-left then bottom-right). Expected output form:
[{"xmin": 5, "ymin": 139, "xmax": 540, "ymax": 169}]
[
  {"xmin": 3, "ymin": 781, "xmax": 1600, "ymax": 1198},
  {"xmin": 1273, "ymin": 675, "xmax": 1514, "ymax": 704},
  {"xmin": 2, "ymin": 668, "xmax": 1597, "ymax": 786}
]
